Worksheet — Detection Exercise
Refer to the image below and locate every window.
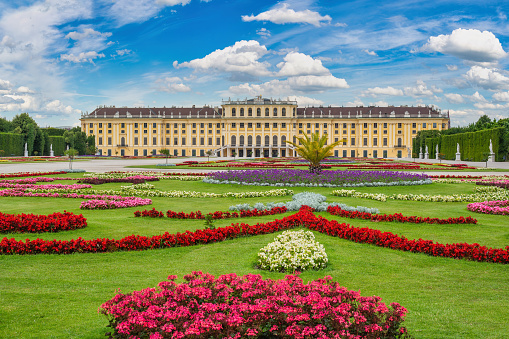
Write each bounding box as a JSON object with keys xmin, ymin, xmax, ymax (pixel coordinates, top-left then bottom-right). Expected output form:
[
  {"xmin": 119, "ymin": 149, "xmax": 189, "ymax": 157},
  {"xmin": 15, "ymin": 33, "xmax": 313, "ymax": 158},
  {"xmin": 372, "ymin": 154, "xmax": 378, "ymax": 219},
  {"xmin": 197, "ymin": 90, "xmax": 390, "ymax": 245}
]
[
  {"xmin": 256, "ymin": 123, "xmax": 261, "ymax": 128},
  {"xmin": 273, "ymin": 123, "xmax": 278, "ymax": 128},
  {"xmin": 174, "ymin": 123, "xmax": 178, "ymax": 128},
  {"xmin": 335, "ymin": 130, "xmax": 338, "ymax": 134},
  {"xmin": 397, "ymin": 123, "xmax": 402, "ymax": 128},
  {"xmin": 363, "ymin": 138, "xmax": 368, "ymax": 146},
  {"xmin": 108, "ymin": 123, "xmax": 112, "ymax": 128},
  {"xmin": 182, "ymin": 123, "xmax": 185, "ymax": 128},
  {"xmin": 343, "ymin": 130, "xmax": 347, "ymax": 134},
  {"xmin": 307, "ymin": 123, "xmax": 311, "ymax": 128},
  {"xmin": 216, "ymin": 137, "xmax": 220, "ymax": 145},
  {"xmin": 174, "ymin": 137, "xmax": 178, "ymax": 145},
  {"xmin": 232, "ymin": 123, "xmax": 236, "ymax": 128},
  {"xmin": 364, "ymin": 130, "xmax": 367, "ymax": 134},
  {"xmin": 373, "ymin": 130, "xmax": 377, "ymax": 134},
  {"xmin": 143, "ymin": 130, "xmax": 147, "ymax": 134},
  {"xmin": 282, "ymin": 123, "xmax": 286, "ymax": 128},
  {"xmin": 351, "ymin": 123, "xmax": 355, "ymax": 128},
  {"xmin": 153, "ymin": 130, "xmax": 156, "ymax": 134},
  {"xmin": 383, "ymin": 138, "xmax": 387, "ymax": 146},
  {"xmin": 99, "ymin": 130, "xmax": 103, "ymax": 134},
  {"xmin": 351, "ymin": 150, "xmax": 355, "ymax": 157},
  {"xmin": 299, "ymin": 123, "xmax": 303, "ymax": 128},
  {"xmin": 166, "ymin": 138, "xmax": 170, "ymax": 145},
  {"xmin": 373, "ymin": 150, "xmax": 378, "ymax": 158},
  {"xmin": 248, "ymin": 108, "xmax": 252, "ymax": 116},
  {"xmin": 373, "ymin": 138, "xmax": 377, "ymax": 146},
  {"xmin": 182, "ymin": 129, "xmax": 186, "ymax": 134},
  {"xmin": 240, "ymin": 108, "xmax": 244, "ymax": 116},
  {"xmin": 98, "ymin": 137, "xmax": 103, "ymax": 145},
  {"xmin": 315, "ymin": 123, "xmax": 319, "ymax": 128},
  {"xmin": 134, "ymin": 137, "xmax": 138, "ymax": 145},
  {"xmin": 363, "ymin": 123, "xmax": 368, "ymax": 128},
  {"xmin": 153, "ymin": 137, "xmax": 157, "ymax": 145},
  {"xmin": 265, "ymin": 123, "xmax": 269, "ymax": 128},
  {"xmin": 89, "ymin": 123, "xmax": 93, "ymax": 128},
  {"xmin": 433, "ymin": 123, "xmax": 437, "ymax": 128},
  {"xmin": 442, "ymin": 123, "xmax": 446, "ymax": 129},
  {"xmin": 152, "ymin": 123, "xmax": 156, "ymax": 128},
  {"xmin": 232, "ymin": 108, "xmax": 236, "ymax": 116},
  {"xmin": 166, "ymin": 130, "xmax": 169, "ymax": 134},
  {"xmin": 192, "ymin": 138, "xmax": 196, "ymax": 145},
  {"xmin": 398, "ymin": 130, "xmax": 402, "ymax": 134},
  {"xmin": 152, "ymin": 149, "xmax": 157, "ymax": 155},
  {"xmin": 119, "ymin": 123, "xmax": 124, "ymax": 128},
  {"xmin": 374, "ymin": 123, "xmax": 378, "ymax": 128},
  {"xmin": 143, "ymin": 137, "xmax": 148, "ymax": 145},
  {"xmin": 99, "ymin": 123, "xmax": 103, "ymax": 128},
  {"xmin": 174, "ymin": 130, "xmax": 178, "ymax": 134},
  {"xmin": 108, "ymin": 137, "xmax": 112, "ymax": 145},
  {"xmin": 351, "ymin": 130, "xmax": 355, "ymax": 134},
  {"xmin": 143, "ymin": 123, "xmax": 147, "ymax": 128},
  {"xmin": 383, "ymin": 123, "xmax": 387, "ymax": 128},
  {"xmin": 192, "ymin": 130, "xmax": 196, "ymax": 134},
  {"xmin": 412, "ymin": 130, "xmax": 416, "ymax": 134},
  {"xmin": 273, "ymin": 108, "xmax": 278, "ymax": 116},
  {"xmin": 343, "ymin": 150, "xmax": 347, "ymax": 157},
  {"xmin": 257, "ymin": 108, "xmax": 261, "ymax": 116},
  {"xmin": 383, "ymin": 130, "xmax": 387, "ymax": 134},
  {"xmin": 208, "ymin": 130, "xmax": 212, "ymax": 134},
  {"xmin": 423, "ymin": 123, "xmax": 427, "ymax": 128},
  {"xmin": 240, "ymin": 123, "xmax": 244, "ymax": 128},
  {"xmin": 200, "ymin": 130, "xmax": 204, "ymax": 134},
  {"xmin": 248, "ymin": 123, "xmax": 252, "ymax": 128},
  {"xmin": 200, "ymin": 123, "xmax": 204, "ymax": 128},
  {"xmin": 351, "ymin": 138, "xmax": 355, "ymax": 146},
  {"xmin": 108, "ymin": 130, "xmax": 112, "ymax": 134},
  {"xmin": 343, "ymin": 123, "xmax": 347, "ymax": 128},
  {"xmin": 324, "ymin": 123, "xmax": 327, "ymax": 128},
  {"xmin": 412, "ymin": 123, "xmax": 416, "ymax": 128},
  {"xmin": 265, "ymin": 108, "xmax": 270, "ymax": 116},
  {"xmin": 200, "ymin": 137, "xmax": 205, "ymax": 145},
  {"xmin": 192, "ymin": 123, "xmax": 196, "ymax": 128}
]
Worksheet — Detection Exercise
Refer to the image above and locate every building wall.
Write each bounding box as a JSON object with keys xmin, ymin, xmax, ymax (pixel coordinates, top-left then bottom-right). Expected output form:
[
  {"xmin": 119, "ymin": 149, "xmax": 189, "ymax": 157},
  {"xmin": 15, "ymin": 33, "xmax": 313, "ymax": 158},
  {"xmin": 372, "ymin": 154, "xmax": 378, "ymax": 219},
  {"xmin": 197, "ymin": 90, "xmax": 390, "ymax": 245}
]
[{"xmin": 81, "ymin": 102, "xmax": 448, "ymax": 158}]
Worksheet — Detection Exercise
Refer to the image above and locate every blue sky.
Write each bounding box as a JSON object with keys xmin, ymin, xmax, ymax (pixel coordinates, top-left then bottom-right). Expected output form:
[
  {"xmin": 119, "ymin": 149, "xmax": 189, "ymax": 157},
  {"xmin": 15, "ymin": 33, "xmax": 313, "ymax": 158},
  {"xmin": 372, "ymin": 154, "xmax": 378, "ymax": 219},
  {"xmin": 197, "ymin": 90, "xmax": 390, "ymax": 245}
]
[{"xmin": 0, "ymin": 0, "xmax": 508, "ymax": 128}]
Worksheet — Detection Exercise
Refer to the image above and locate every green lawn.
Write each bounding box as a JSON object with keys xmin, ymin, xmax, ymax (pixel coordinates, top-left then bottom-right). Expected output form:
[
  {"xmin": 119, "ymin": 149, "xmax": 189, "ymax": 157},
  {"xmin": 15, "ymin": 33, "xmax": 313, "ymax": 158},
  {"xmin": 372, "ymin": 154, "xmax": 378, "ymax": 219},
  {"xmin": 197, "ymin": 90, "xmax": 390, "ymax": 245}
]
[{"xmin": 1, "ymin": 176, "xmax": 508, "ymax": 338}]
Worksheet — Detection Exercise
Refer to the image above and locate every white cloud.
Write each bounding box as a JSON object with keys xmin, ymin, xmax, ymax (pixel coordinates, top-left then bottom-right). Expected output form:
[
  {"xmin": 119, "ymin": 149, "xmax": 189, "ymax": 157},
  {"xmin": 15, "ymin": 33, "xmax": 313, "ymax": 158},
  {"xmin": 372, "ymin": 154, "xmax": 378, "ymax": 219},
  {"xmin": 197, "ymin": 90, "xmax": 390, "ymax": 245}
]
[
  {"xmin": 370, "ymin": 100, "xmax": 388, "ymax": 106},
  {"xmin": 468, "ymin": 91, "xmax": 487, "ymax": 103},
  {"xmin": 276, "ymin": 52, "xmax": 330, "ymax": 77},
  {"xmin": 493, "ymin": 91, "xmax": 509, "ymax": 102},
  {"xmin": 362, "ymin": 86, "xmax": 403, "ymax": 97},
  {"xmin": 444, "ymin": 93, "xmax": 464, "ymax": 104},
  {"xmin": 155, "ymin": 76, "xmax": 191, "ymax": 93},
  {"xmin": 286, "ymin": 75, "xmax": 349, "ymax": 91},
  {"xmin": 403, "ymin": 81, "xmax": 442, "ymax": 98},
  {"xmin": 16, "ymin": 86, "xmax": 34, "ymax": 93},
  {"xmin": 288, "ymin": 96, "xmax": 324, "ymax": 106},
  {"xmin": 256, "ymin": 28, "xmax": 271, "ymax": 38},
  {"xmin": 0, "ymin": 79, "xmax": 13, "ymax": 90},
  {"xmin": 446, "ymin": 64, "xmax": 458, "ymax": 71},
  {"xmin": 363, "ymin": 49, "xmax": 377, "ymax": 56},
  {"xmin": 44, "ymin": 99, "xmax": 81, "ymax": 114},
  {"xmin": 66, "ymin": 28, "xmax": 111, "ymax": 40},
  {"xmin": 422, "ymin": 28, "xmax": 507, "ymax": 62},
  {"xmin": 113, "ymin": 49, "xmax": 132, "ymax": 57},
  {"xmin": 474, "ymin": 102, "xmax": 509, "ymax": 110},
  {"xmin": 241, "ymin": 3, "xmax": 331, "ymax": 27},
  {"xmin": 464, "ymin": 66, "xmax": 509, "ymax": 90},
  {"xmin": 448, "ymin": 109, "xmax": 469, "ymax": 116},
  {"xmin": 346, "ymin": 98, "xmax": 364, "ymax": 106},
  {"xmin": 60, "ymin": 51, "xmax": 105, "ymax": 63},
  {"xmin": 109, "ymin": 0, "xmax": 191, "ymax": 26},
  {"xmin": 175, "ymin": 40, "xmax": 271, "ymax": 76}
]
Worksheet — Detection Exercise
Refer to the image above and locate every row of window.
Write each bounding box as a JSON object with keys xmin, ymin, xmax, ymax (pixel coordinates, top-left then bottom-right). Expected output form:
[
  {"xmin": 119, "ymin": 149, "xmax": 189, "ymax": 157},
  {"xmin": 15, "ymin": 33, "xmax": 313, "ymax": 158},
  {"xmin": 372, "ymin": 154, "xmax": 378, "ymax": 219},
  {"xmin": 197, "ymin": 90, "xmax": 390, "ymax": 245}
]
[
  {"xmin": 231, "ymin": 107, "xmax": 295, "ymax": 117},
  {"xmin": 90, "ymin": 122, "xmax": 222, "ymax": 129}
]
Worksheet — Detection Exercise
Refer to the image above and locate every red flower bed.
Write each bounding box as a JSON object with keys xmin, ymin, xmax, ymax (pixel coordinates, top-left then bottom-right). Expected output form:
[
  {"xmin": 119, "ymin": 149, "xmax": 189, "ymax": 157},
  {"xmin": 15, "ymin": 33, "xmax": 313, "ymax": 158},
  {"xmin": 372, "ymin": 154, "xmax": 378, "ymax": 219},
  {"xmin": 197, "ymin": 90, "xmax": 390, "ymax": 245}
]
[
  {"xmin": 162, "ymin": 172, "xmax": 210, "ymax": 176},
  {"xmin": 476, "ymin": 181, "xmax": 509, "ymax": 189},
  {"xmin": 0, "ymin": 211, "xmax": 87, "ymax": 233},
  {"xmin": 134, "ymin": 206, "xmax": 288, "ymax": 219},
  {"xmin": 2, "ymin": 207, "xmax": 508, "ymax": 263},
  {"xmin": 77, "ymin": 176, "xmax": 160, "ymax": 185},
  {"xmin": 99, "ymin": 272, "xmax": 411, "ymax": 339},
  {"xmin": 327, "ymin": 206, "xmax": 477, "ymax": 224},
  {"xmin": 0, "ymin": 171, "xmax": 66, "ymax": 179}
]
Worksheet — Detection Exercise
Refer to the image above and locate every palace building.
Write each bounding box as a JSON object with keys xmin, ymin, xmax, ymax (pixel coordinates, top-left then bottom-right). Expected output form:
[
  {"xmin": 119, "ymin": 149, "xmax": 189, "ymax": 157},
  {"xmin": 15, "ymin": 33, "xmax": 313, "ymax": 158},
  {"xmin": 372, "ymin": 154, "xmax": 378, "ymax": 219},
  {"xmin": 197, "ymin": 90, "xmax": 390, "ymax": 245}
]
[{"xmin": 80, "ymin": 96, "xmax": 450, "ymax": 158}]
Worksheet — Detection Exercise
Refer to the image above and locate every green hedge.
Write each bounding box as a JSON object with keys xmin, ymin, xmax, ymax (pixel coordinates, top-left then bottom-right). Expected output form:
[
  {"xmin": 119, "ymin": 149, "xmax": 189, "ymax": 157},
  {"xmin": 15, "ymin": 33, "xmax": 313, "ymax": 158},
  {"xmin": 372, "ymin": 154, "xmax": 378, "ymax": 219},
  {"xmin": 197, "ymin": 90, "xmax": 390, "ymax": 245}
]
[
  {"xmin": 442, "ymin": 128, "xmax": 502, "ymax": 161},
  {"xmin": 48, "ymin": 136, "xmax": 66, "ymax": 156},
  {"xmin": 0, "ymin": 133, "xmax": 24, "ymax": 156}
]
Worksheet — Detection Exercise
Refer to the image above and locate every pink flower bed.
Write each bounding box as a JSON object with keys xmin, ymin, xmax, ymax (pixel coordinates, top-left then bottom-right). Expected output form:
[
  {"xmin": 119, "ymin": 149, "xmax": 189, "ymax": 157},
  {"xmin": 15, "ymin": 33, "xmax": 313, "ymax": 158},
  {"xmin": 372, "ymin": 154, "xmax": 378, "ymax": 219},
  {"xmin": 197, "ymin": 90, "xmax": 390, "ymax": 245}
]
[
  {"xmin": 0, "ymin": 189, "xmax": 152, "ymax": 210},
  {"xmin": 99, "ymin": 272, "xmax": 411, "ymax": 339},
  {"xmin": 467, "ymin": 200, "xmax": 509, "ymax": 216}
]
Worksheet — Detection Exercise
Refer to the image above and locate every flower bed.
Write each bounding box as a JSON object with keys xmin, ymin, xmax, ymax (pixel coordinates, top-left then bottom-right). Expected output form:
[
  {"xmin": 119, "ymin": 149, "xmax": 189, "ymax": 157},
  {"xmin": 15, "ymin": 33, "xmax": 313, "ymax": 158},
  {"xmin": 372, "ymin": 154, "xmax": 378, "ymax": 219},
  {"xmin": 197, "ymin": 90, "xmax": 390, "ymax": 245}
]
[
  {"xmin": 205, "ymin": 169, "xmax": 431, "ymax": 187},
  {"xmin": 105, "ymin": 187, "xmax": 294, "ymax": 198},
  {"xmin": 0, "ymin": 171, "xmax": 66, "ymax": 179},
  {"xmin": 0, "ymin": 211, "xmax": 87, "ymax": 233},
  {"xmin": 327, "ymin": 206, "xmax": 477, "ymax": 224},
  {"xmin": 134, "ymin": 206, "xmax": 288, "ymax": 219},
  {"xmin": 0, "ymin": 189, "xmax": 152, "ymax": 210},
  {"xmin": 476, "ymin": 180, "xmax": 509, "ymax": 190},
  {"xmin": 467, "ymin": 200, "xmax": 509, "ymax": 216},
  {"xmin": 332, "ymin": 186, "xmax": 509, "ymax": 202},
  {"xmin": 3, "ymin": 207, "xmax": 509, "ymax": 264},
  {"xmin": 77, "ymin": 175, "xmax": 160, "ymax": 185},
  {"xmin": 257, "ymin": 230, "xmax": 328, "ymax": 272},
  {"xmin": 99, "ymin": 272, "xmax": 411, "ymax": 339}
]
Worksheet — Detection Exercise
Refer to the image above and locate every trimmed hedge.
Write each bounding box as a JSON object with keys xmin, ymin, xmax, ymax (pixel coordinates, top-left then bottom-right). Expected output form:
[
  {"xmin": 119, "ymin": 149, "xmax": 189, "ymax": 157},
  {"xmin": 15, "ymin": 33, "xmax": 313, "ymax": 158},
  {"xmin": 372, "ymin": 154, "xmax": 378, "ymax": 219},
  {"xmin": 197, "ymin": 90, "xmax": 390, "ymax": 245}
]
[
  {"xmin": 48, "ymin": 136, "xmax": 66, "ymax": 156},
  {"xmin": 0, "ymin": 133, "xmax": 24, "ymax": 156},
  {"xmin": 442, "ymin": 128, "xmax": 502, "ymax": 161}
]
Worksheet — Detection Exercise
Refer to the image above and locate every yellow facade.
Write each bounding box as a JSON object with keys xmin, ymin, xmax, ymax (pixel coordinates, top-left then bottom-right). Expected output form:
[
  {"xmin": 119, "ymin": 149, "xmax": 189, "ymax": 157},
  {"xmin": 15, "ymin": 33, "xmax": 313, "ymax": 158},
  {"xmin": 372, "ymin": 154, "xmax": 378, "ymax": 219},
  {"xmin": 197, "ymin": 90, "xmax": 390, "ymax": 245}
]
[{"xmin": 80, "ymin": 97, "xmax": 449, "ymax": 158}]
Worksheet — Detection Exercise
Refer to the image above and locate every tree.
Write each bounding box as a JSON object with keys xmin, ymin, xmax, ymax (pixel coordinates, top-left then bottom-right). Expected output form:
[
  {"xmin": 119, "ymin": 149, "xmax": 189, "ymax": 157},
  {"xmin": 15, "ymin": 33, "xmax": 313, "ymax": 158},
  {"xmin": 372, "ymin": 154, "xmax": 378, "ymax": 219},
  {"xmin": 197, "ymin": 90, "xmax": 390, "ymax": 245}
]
[
  {"xmin": 285, "ymin": 132, "xmax": 342, "ymax": 174},
  {"xmin": 205, "ymin": 149, "xmax": 214, "ymax": 161},
  {"xmin": 64, "ymin": 148, "xmax": 78, "ymax": 170},
  {"xmin": 159, "ymin": 148, "xmax": 170, "ymax": 164}
]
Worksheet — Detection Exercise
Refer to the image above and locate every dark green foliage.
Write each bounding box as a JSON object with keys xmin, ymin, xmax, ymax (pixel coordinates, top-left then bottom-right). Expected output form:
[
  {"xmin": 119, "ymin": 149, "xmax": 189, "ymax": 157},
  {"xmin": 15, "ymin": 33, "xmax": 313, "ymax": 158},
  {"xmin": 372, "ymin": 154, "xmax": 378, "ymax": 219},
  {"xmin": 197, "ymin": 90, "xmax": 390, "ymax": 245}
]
[
  {"xmin": 41, "ymin": 127, "xmax": 66, "ymax": 136},
  {"xmin": 442, "ymin": 128, "xmax": 502, "ymax": 161},
  {"xmin": 63, "ymin": 127, "xmax": 94, "ymax": 155},
  {"xmin": 0, "ymin": 133, "xmax": 24, "ymax": 156},
  {"xmin": 0, "ymin": 117, "xmax": 13, "ymax": 132},
  {"xmin": 48, "ymin": 136, "xmax": 66, "ymax": 156},
  {"xmin": 33, "ymin": 128, "xmax": 45, "ymax": 156}
]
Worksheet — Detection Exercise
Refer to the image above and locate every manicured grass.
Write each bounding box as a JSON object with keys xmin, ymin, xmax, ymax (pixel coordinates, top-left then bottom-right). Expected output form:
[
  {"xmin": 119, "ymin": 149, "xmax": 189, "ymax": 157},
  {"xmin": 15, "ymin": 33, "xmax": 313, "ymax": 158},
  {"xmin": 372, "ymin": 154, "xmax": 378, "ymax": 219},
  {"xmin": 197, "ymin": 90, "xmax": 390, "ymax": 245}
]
[{"xmin": 1, "ymin": 174, "xmax": 509, "ymax": 338}]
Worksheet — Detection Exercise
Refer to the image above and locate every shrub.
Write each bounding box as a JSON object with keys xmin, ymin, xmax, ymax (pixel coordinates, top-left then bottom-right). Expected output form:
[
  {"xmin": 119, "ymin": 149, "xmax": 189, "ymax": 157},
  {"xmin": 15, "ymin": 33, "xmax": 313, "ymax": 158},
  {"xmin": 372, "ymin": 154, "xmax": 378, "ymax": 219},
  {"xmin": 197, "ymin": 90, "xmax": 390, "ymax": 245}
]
[{"xmin": 99, "ymin": 272, "xmax": 412, "ymax": 339}]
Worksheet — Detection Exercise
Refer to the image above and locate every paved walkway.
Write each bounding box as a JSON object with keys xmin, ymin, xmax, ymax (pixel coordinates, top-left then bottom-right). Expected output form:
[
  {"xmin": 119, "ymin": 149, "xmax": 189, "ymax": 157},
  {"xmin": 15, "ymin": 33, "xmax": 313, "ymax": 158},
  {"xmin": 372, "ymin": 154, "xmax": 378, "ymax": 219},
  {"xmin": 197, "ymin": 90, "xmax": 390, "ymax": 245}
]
[{"xmin": 0, "ymin": 156, "xmax": 508, "ymax": 174}]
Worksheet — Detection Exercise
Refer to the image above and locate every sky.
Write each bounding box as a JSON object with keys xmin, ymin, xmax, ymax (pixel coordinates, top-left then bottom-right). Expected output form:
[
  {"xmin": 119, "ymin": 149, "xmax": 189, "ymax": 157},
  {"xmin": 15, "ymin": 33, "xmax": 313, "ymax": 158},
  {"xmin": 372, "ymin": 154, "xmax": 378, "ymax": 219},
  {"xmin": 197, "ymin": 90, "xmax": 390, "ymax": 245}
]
[{"xmin": 0, "ymin": 0, "xmax": 508, "ymax": 128}]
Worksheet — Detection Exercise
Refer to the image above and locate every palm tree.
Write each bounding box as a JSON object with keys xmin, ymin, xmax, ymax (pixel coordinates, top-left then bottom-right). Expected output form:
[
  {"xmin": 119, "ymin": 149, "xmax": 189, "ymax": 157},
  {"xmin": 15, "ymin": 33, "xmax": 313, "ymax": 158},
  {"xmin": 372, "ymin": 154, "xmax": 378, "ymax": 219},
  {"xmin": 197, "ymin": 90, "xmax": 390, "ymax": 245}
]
[{"xmin": 286, "ymin": 132, "xmax": 343, "ymax": 173}]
